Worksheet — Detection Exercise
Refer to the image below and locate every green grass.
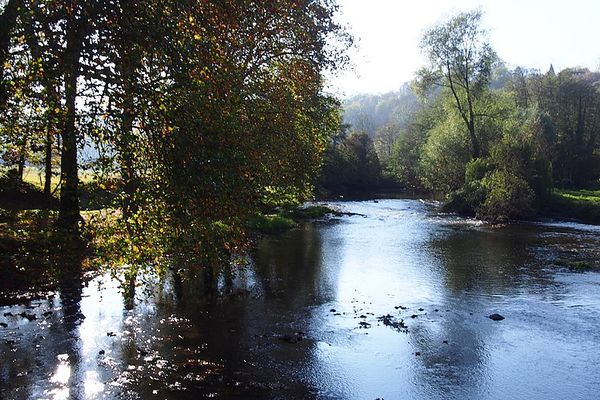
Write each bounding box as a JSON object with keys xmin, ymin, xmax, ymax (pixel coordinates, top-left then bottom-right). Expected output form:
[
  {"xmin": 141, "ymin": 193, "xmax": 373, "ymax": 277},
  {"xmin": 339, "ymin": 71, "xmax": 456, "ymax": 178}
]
[
  {"xmin": 544, "ymin": 188, "xmax": 600, "ymax": 224},
  {"xmin": 554, "ymin": 189, "xmax": 600, "ymax": 204},
  {"xmin": 1, "ymin": 167, "xmax": 116, "ymax": 210},
  {"xmin": 247, "ymin": 214, "xmax": 297, "ymax": 234},
  {"xmin": 2, "ymin": 166, "xmax": 99, "ymax": 192}
]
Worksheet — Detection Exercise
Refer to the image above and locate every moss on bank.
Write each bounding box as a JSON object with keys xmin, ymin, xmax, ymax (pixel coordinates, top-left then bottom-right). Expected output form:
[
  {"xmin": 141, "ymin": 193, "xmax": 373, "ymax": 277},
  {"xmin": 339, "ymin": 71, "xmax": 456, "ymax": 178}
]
[{"xmin": 247, "ymin": 205, "xmax": 338, "ymax": 235}]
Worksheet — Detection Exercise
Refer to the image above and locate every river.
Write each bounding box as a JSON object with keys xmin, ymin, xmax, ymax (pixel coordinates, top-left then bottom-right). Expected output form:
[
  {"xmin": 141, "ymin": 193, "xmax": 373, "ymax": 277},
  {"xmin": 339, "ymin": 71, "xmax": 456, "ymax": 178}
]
[{"xmin": 2, "ymin": 199, "xmax": 600, "ymax": 399}]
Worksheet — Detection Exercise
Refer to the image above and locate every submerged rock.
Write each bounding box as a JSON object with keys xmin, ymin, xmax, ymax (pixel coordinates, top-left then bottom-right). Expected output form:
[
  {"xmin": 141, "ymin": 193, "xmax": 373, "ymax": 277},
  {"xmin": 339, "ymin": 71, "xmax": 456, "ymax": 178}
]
[
  {"xmin": 489, "ymin": 313, "xmax": 505, "ymax": 321},
  {"xmin": 19, "ymin": 312, "xmax": 36, "ymax": 321},
  {"xmin": 377, "ymin": 314, "xmax": 408, "ymax": 333}
]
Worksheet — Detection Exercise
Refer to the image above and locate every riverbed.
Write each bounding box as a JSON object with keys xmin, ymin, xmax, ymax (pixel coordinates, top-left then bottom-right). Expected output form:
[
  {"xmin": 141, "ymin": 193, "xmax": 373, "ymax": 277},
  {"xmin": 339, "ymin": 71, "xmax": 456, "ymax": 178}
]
[{"xmin": 1, "ymin": 199, "xmax": 600, "ymax": 399}]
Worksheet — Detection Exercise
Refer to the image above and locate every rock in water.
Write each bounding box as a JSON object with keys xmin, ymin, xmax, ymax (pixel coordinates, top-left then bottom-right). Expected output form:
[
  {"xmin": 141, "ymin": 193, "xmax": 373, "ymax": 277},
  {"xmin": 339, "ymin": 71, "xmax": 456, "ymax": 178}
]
[{"xmin": 489, "ymin": 313, "xmax": 505, "ymax": 321}]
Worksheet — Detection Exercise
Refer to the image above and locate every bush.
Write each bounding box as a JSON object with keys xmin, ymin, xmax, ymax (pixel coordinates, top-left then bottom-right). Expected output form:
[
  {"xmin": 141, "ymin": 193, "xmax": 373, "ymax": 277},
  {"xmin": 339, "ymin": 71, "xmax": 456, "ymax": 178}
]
[
  {"xmin": 476, "ymin": 170, "xmax": 534, "ymax": 223},
  {"xmin": 442, "ymin": 180, "xmax": 487, "ymax": 216},
  {"xmin": 465, "ymin": 158, "xmax": 494, "ymax": 183},
  {"xmin": 285, "ymin": 205, "xmax": 335, "ymax": 219},
  {"xmin": 419, "ymin": 117, "xmax": 471, "ymax": 194},
  {"xmin": 246, "ymin": 214, "xmax": 297, "ymax": 234}
]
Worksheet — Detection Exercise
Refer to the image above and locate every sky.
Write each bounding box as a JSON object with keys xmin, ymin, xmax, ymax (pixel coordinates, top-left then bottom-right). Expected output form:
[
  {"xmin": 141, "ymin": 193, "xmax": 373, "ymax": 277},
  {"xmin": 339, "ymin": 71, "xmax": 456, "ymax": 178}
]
[{"xmin": 327, "ymin": 0, "xmax": 600, "ymax": 96}]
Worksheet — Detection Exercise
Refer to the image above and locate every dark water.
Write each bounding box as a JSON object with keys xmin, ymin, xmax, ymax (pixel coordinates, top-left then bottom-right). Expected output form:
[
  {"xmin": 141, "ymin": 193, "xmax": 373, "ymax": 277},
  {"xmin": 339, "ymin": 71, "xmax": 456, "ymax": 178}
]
[{"xmin": 2, "ymin": 199, "xmax": 600, "ymax": 399}]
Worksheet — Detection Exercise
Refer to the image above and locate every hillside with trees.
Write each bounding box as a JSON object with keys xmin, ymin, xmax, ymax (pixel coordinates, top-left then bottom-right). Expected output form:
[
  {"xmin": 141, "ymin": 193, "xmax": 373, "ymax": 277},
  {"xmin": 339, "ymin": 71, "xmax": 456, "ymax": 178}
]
[{"xmin": 326, "ymin": 10, "xmax": 600, "ymax": 222}]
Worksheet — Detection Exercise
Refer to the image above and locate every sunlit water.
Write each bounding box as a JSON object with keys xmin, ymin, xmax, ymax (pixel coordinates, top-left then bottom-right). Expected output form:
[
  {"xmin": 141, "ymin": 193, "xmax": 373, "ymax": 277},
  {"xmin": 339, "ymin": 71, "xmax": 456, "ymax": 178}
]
[{"xmin": 2, "ymin": 199, "xmax": 600, "ymax": 399}]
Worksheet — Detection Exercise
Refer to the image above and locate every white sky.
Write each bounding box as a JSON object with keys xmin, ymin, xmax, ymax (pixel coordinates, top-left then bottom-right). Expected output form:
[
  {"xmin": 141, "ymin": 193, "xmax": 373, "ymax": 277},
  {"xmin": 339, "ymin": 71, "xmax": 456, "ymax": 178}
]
[{"xmin": 327, "ymin": 0, "xmax": 600, "ymax": 96}]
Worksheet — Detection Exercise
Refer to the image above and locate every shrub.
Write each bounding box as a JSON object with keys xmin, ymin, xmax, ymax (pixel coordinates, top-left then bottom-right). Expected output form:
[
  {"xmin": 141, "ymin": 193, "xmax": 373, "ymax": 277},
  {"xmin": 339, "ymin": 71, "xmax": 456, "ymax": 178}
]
[
  {"xmin": 246, "ymin": 214, "xmax": 297, "ymax": 234},
  {"xmin": 476, "ymin": 170, "xmax": 534, "ymax": 223}
]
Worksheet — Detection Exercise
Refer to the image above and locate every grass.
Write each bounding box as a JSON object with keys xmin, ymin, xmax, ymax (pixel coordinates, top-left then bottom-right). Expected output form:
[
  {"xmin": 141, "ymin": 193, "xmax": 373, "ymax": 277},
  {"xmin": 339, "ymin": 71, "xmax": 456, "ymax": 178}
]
[
  {"xmin": 544, "ymin": 188, "xmax": 600, "ymax": 224},
  {"xmin": 553, "ymin": 189, "xmax": 600, "ymax": 204},
  {"xmin": 2, "ymin": 166, "xmax": 100, "ymax": 193},
  {"xmin": 1, "ymin": 167, "xmax": 117, "ymax": 210},
  {"xmin": 247, "ymin": 205, "xmax": 338, "ymax": 235},
  {"xmin": 247, "ymin": 214, "xmax": 297, "ymax": 234}
]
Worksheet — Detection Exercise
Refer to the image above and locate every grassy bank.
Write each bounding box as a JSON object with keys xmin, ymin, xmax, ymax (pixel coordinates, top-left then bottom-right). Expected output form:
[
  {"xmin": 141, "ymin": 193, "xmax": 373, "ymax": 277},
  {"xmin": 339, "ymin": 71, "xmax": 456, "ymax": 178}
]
[
  {"xmin": 247, "ymin": 205, "xmax": 338, "ymax": 235},
  {"xmin": 543, "ymin": 189, "xmax": 600, "ymax": 224}
]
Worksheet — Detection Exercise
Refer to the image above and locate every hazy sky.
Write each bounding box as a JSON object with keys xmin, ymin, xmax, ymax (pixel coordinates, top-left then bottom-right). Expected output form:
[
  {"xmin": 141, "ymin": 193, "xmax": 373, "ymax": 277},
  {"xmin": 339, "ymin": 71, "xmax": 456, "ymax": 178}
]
[{"xmin": 327, "ymin": 0, "xmax": 600, "ymax": 96}]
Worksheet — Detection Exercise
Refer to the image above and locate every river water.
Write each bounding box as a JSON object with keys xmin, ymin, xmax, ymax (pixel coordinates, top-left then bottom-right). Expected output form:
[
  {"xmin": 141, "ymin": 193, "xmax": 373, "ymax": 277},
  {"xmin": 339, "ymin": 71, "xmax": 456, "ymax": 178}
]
[{"xmin": 1, "ymin": 199, "xmax": 600, "ymax": 399}]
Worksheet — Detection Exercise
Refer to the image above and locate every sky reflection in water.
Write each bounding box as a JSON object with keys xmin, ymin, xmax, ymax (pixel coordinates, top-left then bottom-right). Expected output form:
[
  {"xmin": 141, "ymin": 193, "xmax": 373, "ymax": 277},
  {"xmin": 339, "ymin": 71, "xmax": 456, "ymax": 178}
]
[{"xmin": 1, "ymin": 199, "xmax": 600, "ymax": 399}]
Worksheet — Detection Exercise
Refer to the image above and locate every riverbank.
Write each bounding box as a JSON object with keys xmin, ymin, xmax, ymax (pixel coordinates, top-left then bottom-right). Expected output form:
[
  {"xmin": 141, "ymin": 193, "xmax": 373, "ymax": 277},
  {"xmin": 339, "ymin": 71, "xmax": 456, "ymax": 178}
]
[
  {"xmin": 541, "ymin": 189, "xmax": 600, "ymax": 225},
  {"xmin": 0, "ymin": 201, "xmax": 340, "ymax": 302}
]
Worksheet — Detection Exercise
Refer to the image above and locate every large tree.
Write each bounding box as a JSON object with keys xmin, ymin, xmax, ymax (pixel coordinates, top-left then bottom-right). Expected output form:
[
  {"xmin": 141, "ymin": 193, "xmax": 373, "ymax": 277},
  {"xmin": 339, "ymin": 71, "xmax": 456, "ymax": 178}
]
[{"xmin": 416, "ymin": 9, "xmax": 496, "ymax": 159}]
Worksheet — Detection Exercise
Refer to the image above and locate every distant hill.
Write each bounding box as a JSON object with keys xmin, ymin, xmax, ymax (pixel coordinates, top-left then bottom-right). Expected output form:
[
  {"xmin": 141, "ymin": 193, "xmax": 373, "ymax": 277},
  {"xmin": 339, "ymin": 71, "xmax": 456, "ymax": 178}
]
[{"xmin": 341, "ymin": 83, "xmax": 420, "ymax": 137}]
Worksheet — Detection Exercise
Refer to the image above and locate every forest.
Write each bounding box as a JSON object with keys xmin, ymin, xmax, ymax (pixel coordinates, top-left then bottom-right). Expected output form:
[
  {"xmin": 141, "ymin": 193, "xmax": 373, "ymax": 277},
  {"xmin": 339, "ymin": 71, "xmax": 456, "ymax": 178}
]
[
  {"xmin": 321, "ymin": 11, "xmax": 600, "ymax": 224},
  {"xmin": 0, "ymin": 0, "xmax": 352, "ymax": 288}
]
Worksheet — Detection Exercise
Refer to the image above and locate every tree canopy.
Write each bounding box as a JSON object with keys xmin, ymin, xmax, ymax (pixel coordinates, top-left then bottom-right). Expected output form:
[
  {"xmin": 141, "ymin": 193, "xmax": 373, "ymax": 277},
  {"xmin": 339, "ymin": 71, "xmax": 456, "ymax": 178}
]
[
  {"xmin": 0, "ymin": 0, "xmax": 351, "ymax": 271},
  {"xmin": 416, "ymin": 9, "xmax": 497, "ymax": 159}
]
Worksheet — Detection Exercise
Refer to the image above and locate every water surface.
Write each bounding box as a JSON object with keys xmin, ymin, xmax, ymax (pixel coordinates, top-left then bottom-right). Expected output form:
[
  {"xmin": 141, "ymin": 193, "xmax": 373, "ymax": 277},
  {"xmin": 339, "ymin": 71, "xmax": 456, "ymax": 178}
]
[{"xmin": 2, "ymin": 199, "xmax": 600, "ymax": 399}]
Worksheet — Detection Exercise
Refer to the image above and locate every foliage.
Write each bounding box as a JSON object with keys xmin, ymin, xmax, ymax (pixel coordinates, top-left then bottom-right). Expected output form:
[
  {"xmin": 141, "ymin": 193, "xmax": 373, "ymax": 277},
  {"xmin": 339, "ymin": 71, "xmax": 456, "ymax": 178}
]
[
  {"xmin": 416, "ymin": 9, "xmax": 497, "ymax": 159},
  {"xmin": 0, "ymin": 0, "xmax": 351, "ymax": 279},
  {"xmin": 319, "ymin": 130, "xmax": 382, "ymax": 195},
  {"xmin": 342, "ymin": 84, "xmax": 419, "ymax": 137},
  {"xmin": 476, "ymin": 170, "xmax": 535, "ymax": 223},
  {"xmin": 388, "ymin": 99, "xmax": 444, "ymax": 191},
  {"xmin": 418, "ymin": 110, "xmax": 471, "ymax": 194}
]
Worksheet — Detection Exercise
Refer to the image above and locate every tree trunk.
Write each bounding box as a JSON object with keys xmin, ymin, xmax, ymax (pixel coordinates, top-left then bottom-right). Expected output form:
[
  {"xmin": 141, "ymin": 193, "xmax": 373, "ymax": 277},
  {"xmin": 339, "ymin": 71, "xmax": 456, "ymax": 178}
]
[
  {"xmin": 0, "ymin": 0, "xmax": 19, "ymax": 110},
  {"xmin": 468, "ymin": 117, "xmax": 480, "ymax": 159},
  {"xmin": 44, "ymin": 128, "xmax": 53, "ymax": 196},
  {"xmin": 58, "ymin": 6, "xmax": 83, "ymax": 230},
  {"xmin": 17, "ymin": 137, "xmax": 26, "ymax": 181},
  {"xmin": 117, "ymin": 1, "xmax": 140, "ymax": 222},
  {"xmin": 120, "ymin": 55, "xmax": 137, "ymax": 221}
]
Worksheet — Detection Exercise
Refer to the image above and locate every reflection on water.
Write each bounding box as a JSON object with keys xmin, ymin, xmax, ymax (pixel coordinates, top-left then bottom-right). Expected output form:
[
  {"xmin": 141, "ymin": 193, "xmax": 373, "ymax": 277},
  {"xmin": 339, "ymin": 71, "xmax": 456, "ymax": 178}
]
[{"xmin": 1, "ymin": 199, "xmax": 600, "ymax": 399}]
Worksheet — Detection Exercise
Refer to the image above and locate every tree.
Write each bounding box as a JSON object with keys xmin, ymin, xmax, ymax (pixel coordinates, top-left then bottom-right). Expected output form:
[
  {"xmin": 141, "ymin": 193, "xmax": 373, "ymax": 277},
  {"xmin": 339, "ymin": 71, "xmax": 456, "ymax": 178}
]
[
  {"xmin": 416, "ymin": 9, "xmax": 496, "ymax": 159},
  {"xmin": 0, "ymin": 0, "xmax": 20, "ymax": 111},
  {"xmin": 374, "ymin": 122, "xmax": 399, "ymax": 165},
  {"xmin": 320, "ymin": 129, "xmax": 382, "ymax": 195}
]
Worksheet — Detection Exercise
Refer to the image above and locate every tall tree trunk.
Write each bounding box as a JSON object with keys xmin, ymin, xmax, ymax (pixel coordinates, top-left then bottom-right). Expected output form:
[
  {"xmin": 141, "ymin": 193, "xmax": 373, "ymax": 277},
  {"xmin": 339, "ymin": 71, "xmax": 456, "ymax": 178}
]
[
  {"xmin": 17, "ymin": 137, "xmax": 26, "ymax": 181},
  {"xmin": 22, "ymin": 4, "xmax": 60, "ymax": 198},
  {"xmin": 58, "ymin": 7, "xmax": 83, "ymax": 230},
  {"xmin": 117, "ymin": 2, "xmax": 140, "ymax": 222},
  {"xmin": 0, "ymin": 0, "xmax": 20, "ymax": 111},
  {"xmin": 120, "ymin": 51, "xmax": 137, "ymax": 221},
  {"xmin": 44, "ymin": 128, "xmax": 53, "ymax": 196}
]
